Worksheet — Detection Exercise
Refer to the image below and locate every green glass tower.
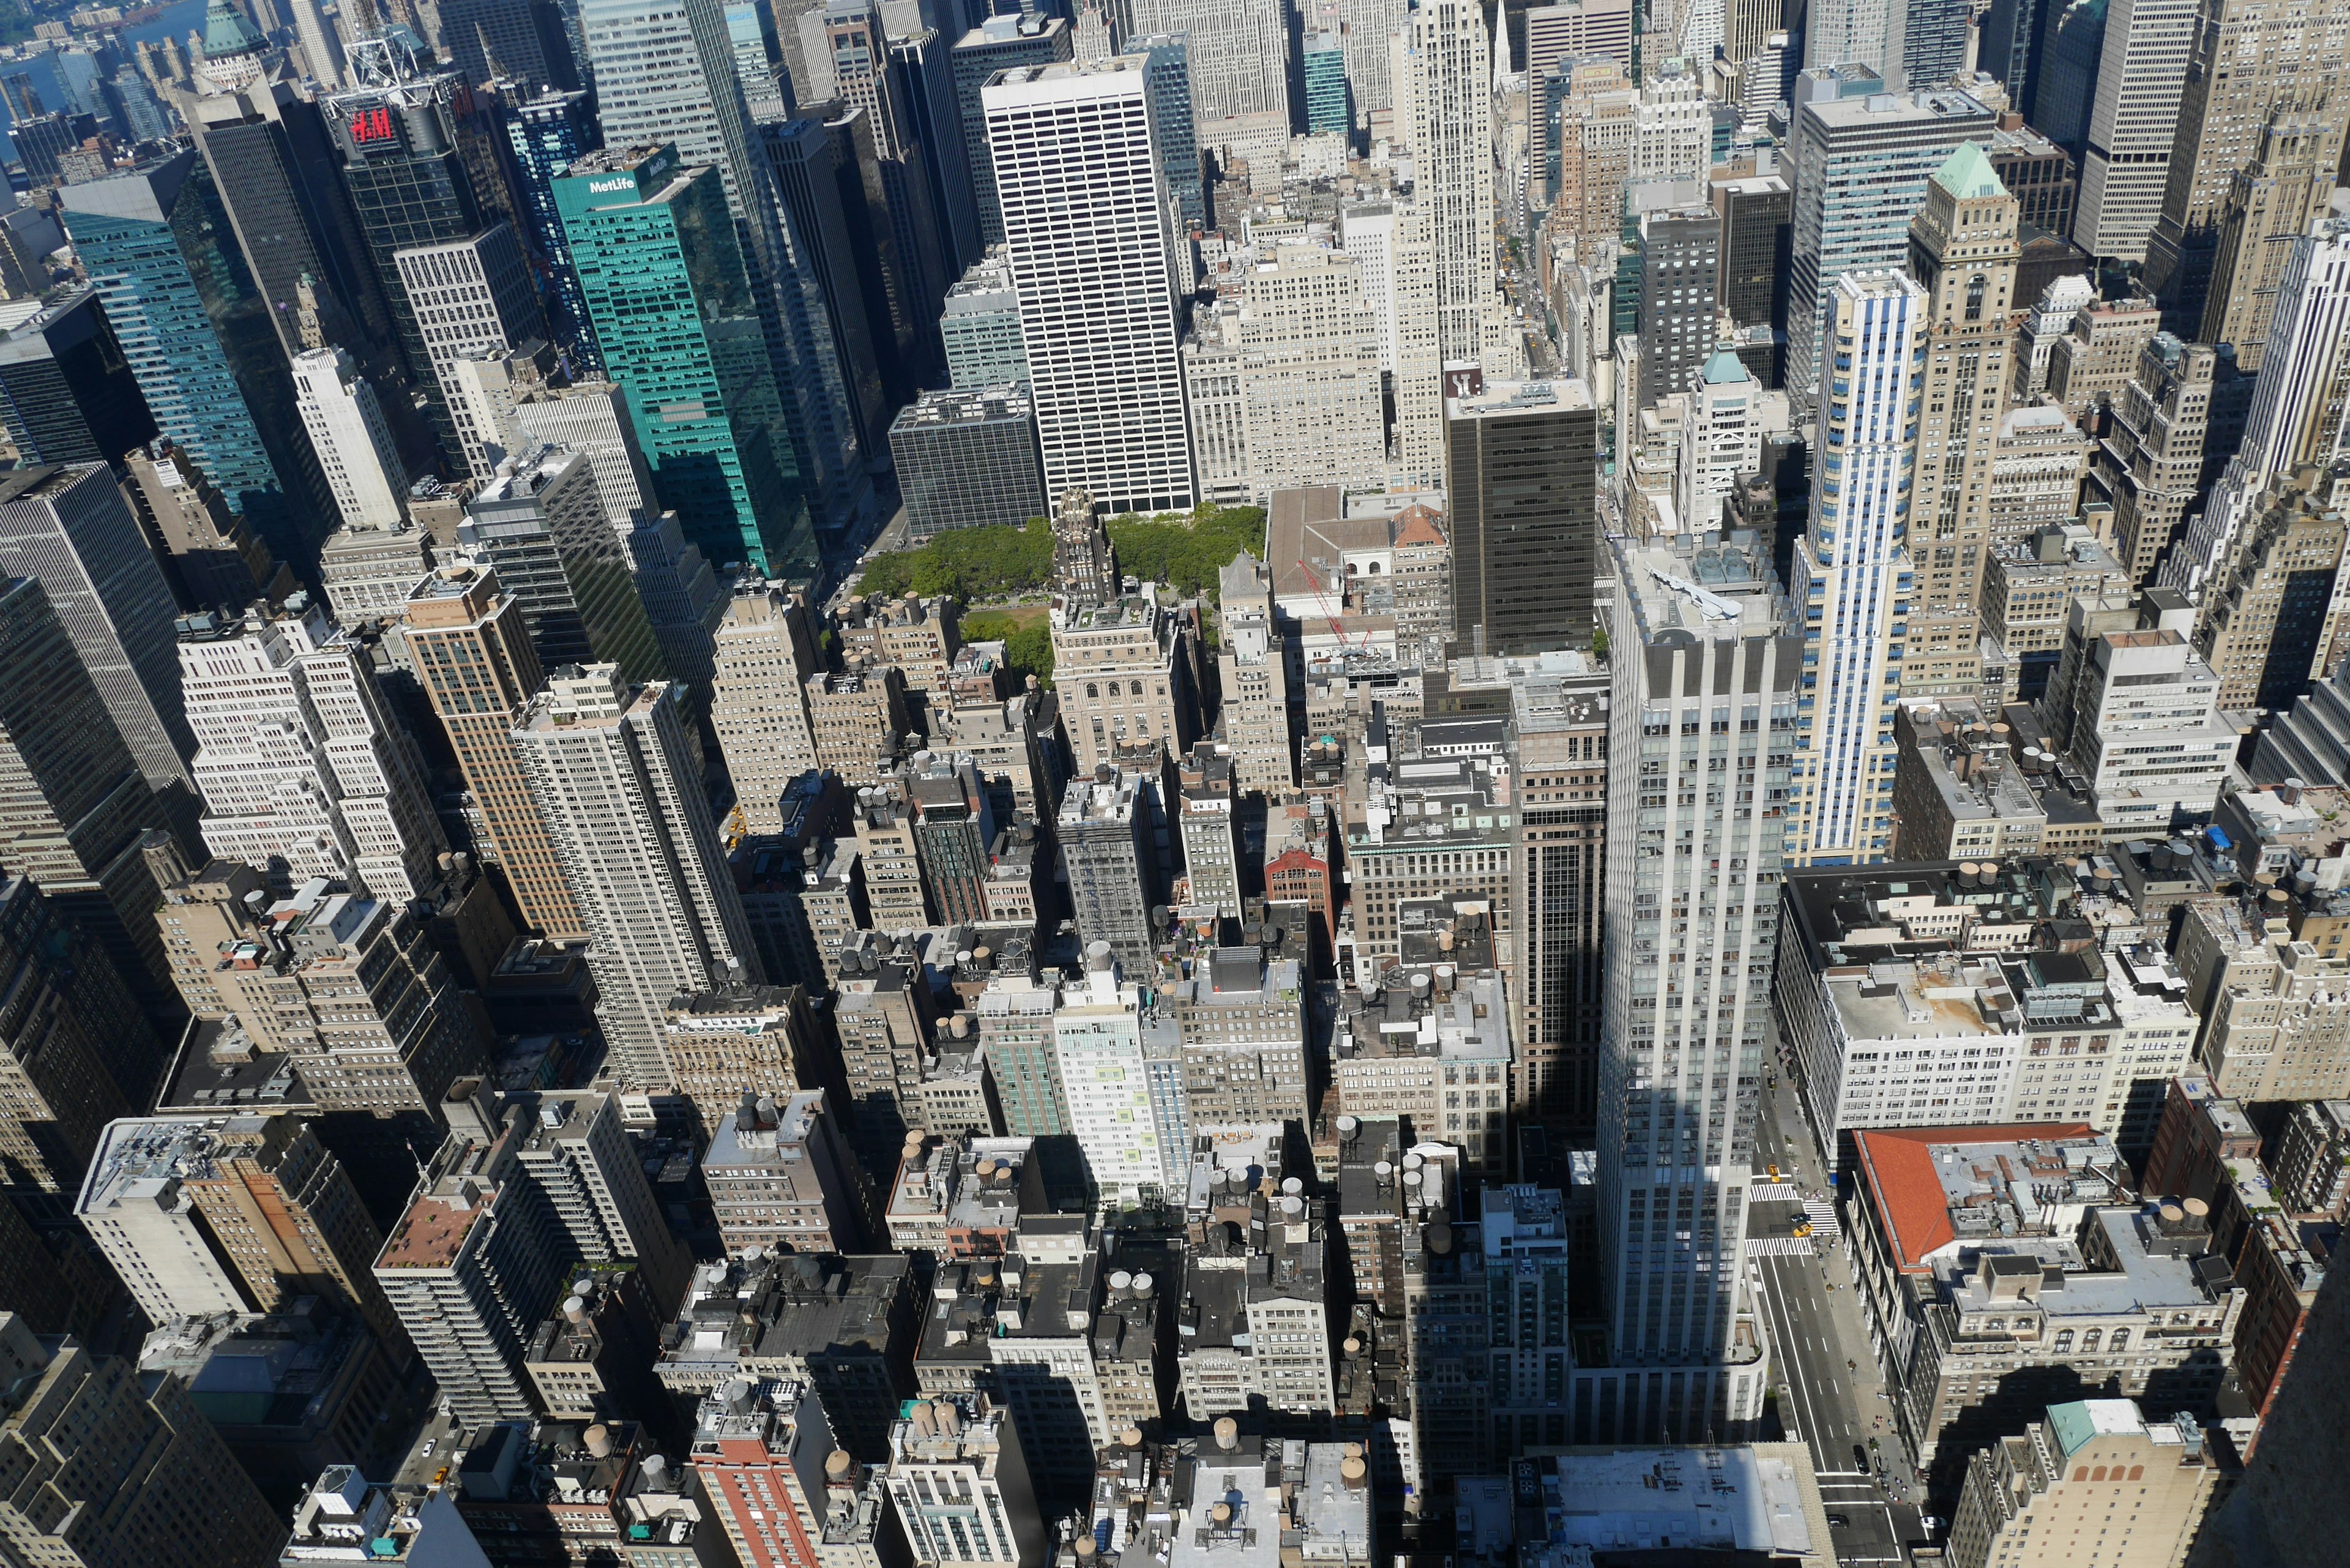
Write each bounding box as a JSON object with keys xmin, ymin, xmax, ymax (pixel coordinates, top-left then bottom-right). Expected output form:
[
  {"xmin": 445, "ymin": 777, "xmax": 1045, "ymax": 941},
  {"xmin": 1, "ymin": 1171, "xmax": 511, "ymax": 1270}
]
[
  {"xmin": 554, "ymin": 145, "xmax": 814, "ymax": 579},
  {"xmin": 1302, "ymin": 31, "xmax": 1349, "ymax": 137}
]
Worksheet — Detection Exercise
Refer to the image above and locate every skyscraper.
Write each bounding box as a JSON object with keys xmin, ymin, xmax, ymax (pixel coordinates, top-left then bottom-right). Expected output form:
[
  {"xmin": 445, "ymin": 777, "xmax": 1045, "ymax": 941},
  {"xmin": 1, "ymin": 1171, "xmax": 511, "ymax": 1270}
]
[
  {"xmin": 2196, "ymin": 112, "xmax": 2345, "ymax": 369},
  {"xmin": 1904, "ymin": 145, "xmax": 2021, "ymax": 682},
  {"xmin": 0, "ymin": 1314, "xmax": 288, "ymax": 1568},
  {"xmin": 405, "ymin": 566, "xmax": 589, "ymax": 941},
  {"xmin": 0, "ymin": 575, "xmax": 184, "ymax": 1029},
  {"xmin": 2070, "ymin": 0, "xmax": 2196, "ymax": 264},
  {"xmin": 1788, "ymin": 272, "xmax": 1928, "ymax": 865},
  {"xmin": 1599, "ymin": 529, "xmax": 1794, "ymax": 1439},
  {"xmin": 496, "ymin": 84, "xmax": 604, "ymax": 373},
  {"xmin": 177, "ymin": 600, "xmax": 449, "ymax": 900},
  {"xmin": 0, "ymin": 876, "xmax": 141, "ymax": 1193},
  {"xmin": 953, "ymin": 15, "xmax": 1073, "ymax": 249},
  {"xmin": 1402, "ymin": 0, "xmax": 1509, "ymax": 369},
  {"xmin": 1234, "ymin": 244, "xmax": 1389, "ymax": 496},
  {"xmin": 761, "ymin": 109, "xmax": 898, "ymax": 463},
  {"xmin": 1634, "ymin": 203, "xmax": 1722, "ymax": 408},
  {"xmin": 391, "ymin": 225, "xmax": 550, "ymax": 479},
  {"xmin": 0, "ymin": 288, "xmax": 157, "ymax": 466},
  {"xmin": 58, "ymin": 151, "xmax": 324, "ymax": 568},
  {"xmin": 2140, "ymin": 0, "xmax": 2350, "ymax": 330},
  {"xmin": 557, "ymin": 146, "xmax": 816, "ymax": 578},
  {"xmin": 711, "ymin": 583, "xmax": 826, "ymax": 834},
  {"xmin": 509, "ymin": 1088, "xmax": 693, "ymax": 1313},
  {"xmin": 291, "ymin": 348, "xmax": 409, "ymax": 534},
  {"xmin": 1127, "ymin": 0, "xmax": 1289, "ymax": 168},
  {"xmin": 1445, "ymin": 378, "xmax": 1600, "ymax": 656},
  {"xmin": 513, "ymin": 664, "xmax": 761, "ymax": 1084},
  {"xmin": 1785, "ymin": 85, "xmax": 1994, "ymax": 402},
  {"xmin": 0, "ymin": 465, "xmax": 192, "ymax": 799},
  {"xmin": 987, "ymin": 58, "xmax": 1194, "ymax": 515},
  {"xmin": 441, "ymin": 0, "xmax": 583, "ymax": 93},
  {"xmin": 889, "ymin": 25, "xmax": 983, "ymax": 272},
  {"xmin": 1304, "ymin": 31, "xmax": 1349, "ymax": 133},
  {"xmin": 1130, "ymin": 34, "xmax": 1206, "ymax": 234},
  {"xmin": 460, "ymin": 445, "xmax": 668, "ymax": 684}
]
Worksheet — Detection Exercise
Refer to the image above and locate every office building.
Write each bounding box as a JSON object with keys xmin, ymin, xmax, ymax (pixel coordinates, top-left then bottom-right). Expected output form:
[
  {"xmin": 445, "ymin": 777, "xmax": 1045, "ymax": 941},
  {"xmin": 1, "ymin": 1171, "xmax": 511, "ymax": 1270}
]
[
  {"xmin": 513, "ymin": 665, "xmax": 760, "ymax": 1084},
  {"xmin": 178, "ymin": 601, "xmax": 447, "ymax": 901},
  {"xmin": 2196, "ymin": 925, "xmax": 2350, "ymax": 1102},
  {"xmin": 1052, "ymin": 949, "xmax": 1183, "ymax": 1204},
  {"xmin": 0, "ymin": 876, "xmax": 141, "ymax": 1193},
  {"xmin": 0, "ymin": 466, "xmax": 190, "ymax": 802},
  {"xmin": 1124, "ymin": 0, "xmax": 1287, "ymax": 166},
  {"xmin": 290, "ymin": 348, "xmax": 408, "ymax": 536},
  {"xmin": 0, "ymin": 576, "xmax": 181, "ymax": 1025},
  {"xmin": 392, "ymin": 226, "xmax": 549, "ymax": 479},
  {"xmin": 1947, "ymin": 1400, "xmax": 2231, "ymax": 1568},
  {"xmin": 1302, "ymin": 31, "xmax": 1349, "ymax": 135},
  {"xmin": 462, "ymin": 444, "xmax": 668, "ymax": 684},
  {"xmin": 853, "ymin": 778, "xmax": 934, "ymax": 931},
  {"xmin": 2071, "ymin": 0, "xmax": 2196, "ymax": 263},
  {"xmin": 0, "ymin": 287, "xmax": 157, "ymax": 466},
  {"xmin": 1598, "ymin": 529, "xmax": 1795, "ymax": 1438},
  {"xmin": 374, "ymin": 1109, "xmax": 566, "ymax": 1425},
  {"xmin": 1777, "ymin": 866, "xmax": 2198, "ymax": 1146},
  {"xmin": 2092, "ymin": 336, "xmax": 2224, "ymax": 587},
  {"xmin": 58, "ymin": 151, "xmax": 319, "ymax": 564},
  {"xmin": 662, "ymin": 982, "xmax": 833, "ymax": 1138},
  {"xmin": 1979, "ymin": 525, "xmax": 2132, "ymax": 698},
  {"xmin": 2038, "ymin": 594, "xmax": 2237, "ymax": 836},
  {"xmin": 511, "ymin": 1089, "xmax": 693, "ymax": 1313},
  {"xmin": 1632, "ymin": 58, "xmax": 1710, "ymax": 185},
  {"xmin": 710, "ymin": 584, "xmax": 825, "ymax": 836},
  {"xmin": 890, "ymin": 387, "xmax": 1045, "ymax": 539},
  {"xmin": 1049, "ymin": 583, "xmax": 1198, "ymax": 777},
  {"xmin": 807, "ymin": 666, "xmax": 914, "ymax": 783},
  {"xmin": 1215, "ymin": 556, "xmax": 1294, "ymax": 794},
  {"xmin": 953, "ymin": 13, "xmax": 1072, "ymax": 248},
  {"xmin": 1059, "ymin": 766, "xmax": 1162, "ymax": 976},
  {"xmin": 498, "ymin": 86, "xmax": 602, "ymax": 372},
  {"xmin": 1330, "ymin": 946, "xmax": 1512, "ymax": 1174},
  {"xmin": 1234, "ymin": 244, "xmax": 1389, "ymax": 498},
  {"xmin": 2197, "ymin": 114, "xmax": 2343, "ymax": 370},
  {"xmin": 558, "ymin": 146, "xmax": 816, "ymax": 579},
  {"xmin": 1174, "ymin": 1182, "xmax": 1337, "ymax": 1421},
  {"xmin": 2140, "ymin": 0, "xmax": 2350, "ymax": 329},
  {"xmin": 1785, "ymin": 86, "xmax": 1995, "ymax": 400},
  {"xmin": 906, "ymin": 758, "xmax": 996, "ymax": 925},
  {"xmin": 1445, "ymin": 379, "xmax": 1599, "ymax": 657},
  {"xmin": 882, "ymin": 1395, "xmax": 1046, "ymax": 1568},
  {"xmin": 1401, "ymin": 0, "xmax": 1509, "ymax": 368},
  {"xmin": 1988, "ymin": 122, "xmax": 2078, "ymax": 237},
  {"xmin": 1714, "ymin": 170, "xmax": 1790, "ymax": 337},
  {"xmin": 1786, "ymin": 272, "xmax": 1925, "ymax": 864},
  {"xmin": 405, "ymin": 567, "xmax": 586, "ymax": 939},
  {"xmin": 74, "ymin": 1112, "xmax": 399, "ymax": 1347},
  {"xmin": 987, "ymin": 59, "xmax": 1193, "ymax": 515},
  {"xmin": 1505, "ymin": 653, "xmax": 1611, "ymax": 1129},
  {"xmin": 1679, "ymin": 351, "xmax": 1764, "ymax": 531},
  {"xmin": 121, "ymin": 442, "xmax": 296, "ymax": 620},
  {"xmin": 940, "ymin": 250, "xmax": 1029, "ymax": 390},
  {"xmin": 1906, "ymin": 146, "xmax": 2022, "ymax": 679},
  {"xmin": 0, "ymin": 1314, "xmax": 288, "ymax": 1568},
  {"xmin": 2191, "ymin": 466, "xmax": 2350, "ymax": 711}
]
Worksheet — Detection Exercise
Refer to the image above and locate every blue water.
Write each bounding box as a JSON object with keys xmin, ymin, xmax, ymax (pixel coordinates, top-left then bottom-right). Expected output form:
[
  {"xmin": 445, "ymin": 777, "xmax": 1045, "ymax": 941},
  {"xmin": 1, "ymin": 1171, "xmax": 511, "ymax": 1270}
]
[{"xmin": 0, "ymin": 0, "xmax": 205, "ymax": 159}]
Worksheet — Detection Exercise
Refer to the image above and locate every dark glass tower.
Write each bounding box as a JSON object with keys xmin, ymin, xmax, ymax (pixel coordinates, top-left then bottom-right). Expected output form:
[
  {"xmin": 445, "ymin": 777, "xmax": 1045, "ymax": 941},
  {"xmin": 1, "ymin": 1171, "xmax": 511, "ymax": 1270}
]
[
  {"xmin": 493, "ymin": 81, "xmax": 603, "ymax": 374},
  {"xmin": 439, "ymin": 0, "xmax": 582, "ymax": 94},
  {"xmin": 0, "ymin": 288, "xmax": 159, "ymax": 466}
]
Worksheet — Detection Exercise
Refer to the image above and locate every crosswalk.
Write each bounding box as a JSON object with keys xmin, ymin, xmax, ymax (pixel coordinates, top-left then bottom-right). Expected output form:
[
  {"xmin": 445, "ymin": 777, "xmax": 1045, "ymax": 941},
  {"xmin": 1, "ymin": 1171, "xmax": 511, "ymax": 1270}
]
[
  {"xmin": 1804, "ymin": 1200, "xmax": 1842, "ymax": 1240},
  {"xmin": 1747, "ymin": 1235, "xmax": 1817, "ymax": 1257},
  {"xmin": 1749, "ymin": 1182, "xmax": 1802, "ymax": 1202}
]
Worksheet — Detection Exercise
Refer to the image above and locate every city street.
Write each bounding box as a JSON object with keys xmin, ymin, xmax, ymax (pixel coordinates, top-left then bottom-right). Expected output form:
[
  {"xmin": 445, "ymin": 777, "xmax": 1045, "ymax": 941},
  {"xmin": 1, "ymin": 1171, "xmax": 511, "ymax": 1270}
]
[{"xmin": 1749, "ymin": 1071, "xmax": 1928, "ymax": 1566}]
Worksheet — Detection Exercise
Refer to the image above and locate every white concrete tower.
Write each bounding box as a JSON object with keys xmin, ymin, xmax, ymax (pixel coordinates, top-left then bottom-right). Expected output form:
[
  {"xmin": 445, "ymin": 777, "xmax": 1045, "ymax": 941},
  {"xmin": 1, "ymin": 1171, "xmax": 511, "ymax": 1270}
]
[
  {"xmin": 2071, "ymin": 0, "xmax": 2198, "ymax": 264},
  {"xmin": 1402, "ymin": 0, "xmax": 1504, "ymax": 368},
  {"xmin": 986, "ymin": 57, "xmax": 1195, "ymax": 515},
  {"xmin": 292, "ymin": 347, "xmax": 408, "ymax": 532}
]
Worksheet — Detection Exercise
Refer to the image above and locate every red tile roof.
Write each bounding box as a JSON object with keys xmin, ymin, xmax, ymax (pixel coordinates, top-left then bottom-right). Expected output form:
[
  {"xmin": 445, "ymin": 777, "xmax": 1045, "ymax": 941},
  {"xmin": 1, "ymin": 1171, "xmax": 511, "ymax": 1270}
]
[{"xmin": 1855, "ymin": 1122, "xmax": 2096, "ymax": 1271}]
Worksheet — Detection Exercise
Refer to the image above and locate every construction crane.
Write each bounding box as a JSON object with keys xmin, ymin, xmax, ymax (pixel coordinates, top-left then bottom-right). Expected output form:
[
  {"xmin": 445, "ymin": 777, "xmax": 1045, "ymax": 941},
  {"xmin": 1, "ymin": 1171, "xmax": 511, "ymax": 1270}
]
[{"xmin": 1297, "ymin": 556, "xmax": 1363, "ymax": 651}]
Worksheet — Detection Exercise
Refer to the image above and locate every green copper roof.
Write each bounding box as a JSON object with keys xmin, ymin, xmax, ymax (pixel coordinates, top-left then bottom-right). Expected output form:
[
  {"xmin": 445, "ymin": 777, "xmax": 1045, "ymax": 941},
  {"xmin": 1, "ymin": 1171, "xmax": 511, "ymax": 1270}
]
[
  {"xmin": 2047, "ymin": 1399, "xmax": 2146, "ymax": 1458},
  {"xmin": 1931, "ymin": 140, "xmax": 2007, "ymax": 201},
  {"xmin": 203, "ymin": 0, "xmax": 264, "ymax": 58},
  {"xmin": 1701, "ymin": 348, "xmax": 1751, "ymax": 385}
]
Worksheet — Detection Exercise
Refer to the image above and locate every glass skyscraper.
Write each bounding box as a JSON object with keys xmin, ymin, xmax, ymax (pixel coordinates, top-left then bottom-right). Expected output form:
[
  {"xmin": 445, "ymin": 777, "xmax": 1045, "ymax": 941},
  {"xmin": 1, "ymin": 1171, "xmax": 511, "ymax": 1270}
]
[
  {"xmin": 498, "ymin": 83, "xmax": 604, "ymax": 375},
  {"xmin": 58, "ymin": 150, "xmax": 325, "ymax": 567},
  {"xmin": 556, "ymin": 145, "xmax": 815, "ymax": 580}
]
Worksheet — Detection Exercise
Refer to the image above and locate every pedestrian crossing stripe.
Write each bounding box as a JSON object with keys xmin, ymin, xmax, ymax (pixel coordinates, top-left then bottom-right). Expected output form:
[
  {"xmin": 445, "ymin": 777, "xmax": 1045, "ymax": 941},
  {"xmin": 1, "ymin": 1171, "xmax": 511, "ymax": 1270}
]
[{"xmin": 1746, "ymin": 1236, "xmax": 1816, "ymax": 1256}]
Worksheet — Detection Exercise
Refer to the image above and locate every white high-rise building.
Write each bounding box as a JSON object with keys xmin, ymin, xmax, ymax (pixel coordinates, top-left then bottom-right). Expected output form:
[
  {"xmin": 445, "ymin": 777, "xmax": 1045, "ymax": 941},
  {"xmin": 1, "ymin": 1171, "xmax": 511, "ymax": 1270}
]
[
  {"xmin": 1631, "ymin": 55, "xmax": 1709, "ymax": 183},
  {"xmin": 513, "ymin": 382, "xmax": 660, "ymax": 525},
  {"xmin": 1340, "ymin": 0, "xmax": 1408, "ymax": 135},
  {"xmin": 1676, "ymin": 349, "xmax": 1762, "ymax": 528},
  {"xmin": 291, "ymin": 348, "xmax": 407, "ymax": 532},
  {"xmin": 1126, "ymin": 0, "xmax": 1291, "ymax": 163},
  {"xmin": 1401, "ymin": 0, "xmax": 1505, "ymax": 367},
  {"xmin": 392, "ymin": 226, "xmax": 546, "ymax": 480},
  {"xmin": 1054, "ymin": 947, "xmax": 1184, "ymax": 1204},
  {"xmin": 442, "ymin": 345, "xmax": 551, "ymax": 476},
  {"xmin": 2071, "ymin": 0, "xmax": 2197, "ymax": 264},
  {"xmin": 1236, "ymin": 244, "xmax": 1389, "ymax": 496},
  {"xmin": 1598, "ymin": 528, "xmax": 1794, "ymax": 1439},
  {"xmin": 581, "ymin": 0, "xmax": 764, "ymax": 217},
  {"xmin": 986, "ymin": 58, "xmax": 1195, "ymax": 515},
  {"xmin": 178, "ymin": 600, "xmax": 447, "ymax": 898},
  {"xmin": 2167, "ymin": 212, "xmax": 2350, "ymax": 597},
  {"xmin": 513, "ymin": 663, "xmax": 760, "ymax": 1084},
  {"xmin": 1340, "ymin": 196, "xmax": 1445, "ymax": 480},
  {"xmin": 1788, "ymin": 272, "xmax": 1926, "ymax": 864},
  {"xmin": 1802, "ymin": 0, "xmax": 1896, "ymax": 81},
  {"xmin": 710, "ymin": 582, "xmax": 825, "ymax": 834}
]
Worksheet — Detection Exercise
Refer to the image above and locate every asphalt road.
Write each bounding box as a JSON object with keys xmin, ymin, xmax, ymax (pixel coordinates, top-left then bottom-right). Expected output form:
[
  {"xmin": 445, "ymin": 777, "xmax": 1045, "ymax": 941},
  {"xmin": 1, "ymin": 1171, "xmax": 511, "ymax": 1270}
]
[{"xmin": 1750, "ymin": 1072, "xmax": 1928, "ymax": 1566}]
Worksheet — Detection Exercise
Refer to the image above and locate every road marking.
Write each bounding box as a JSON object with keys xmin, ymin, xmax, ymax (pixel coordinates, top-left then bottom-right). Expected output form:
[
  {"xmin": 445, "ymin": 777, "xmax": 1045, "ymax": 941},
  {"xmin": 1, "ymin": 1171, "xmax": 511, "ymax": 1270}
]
[
  {"xmin": 1749, "ymin": 1182, "xmax": 1803, "ymax": 1201},
  {"xmin": 1747, "ymin": 1236, "xmax": 1817, "ymax": 1256}
]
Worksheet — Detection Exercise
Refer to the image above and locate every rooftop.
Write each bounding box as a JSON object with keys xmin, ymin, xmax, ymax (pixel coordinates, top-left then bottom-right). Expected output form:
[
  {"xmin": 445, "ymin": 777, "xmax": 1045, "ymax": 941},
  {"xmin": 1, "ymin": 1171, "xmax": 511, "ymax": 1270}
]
[
  {"xmin": 1853, "ymin": 1126, "xmax": 2117, "ymax": 1271},
  {"xmin": 1518, "ymin": 1446, "xmax": 1818, "ymax": 1559}
]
